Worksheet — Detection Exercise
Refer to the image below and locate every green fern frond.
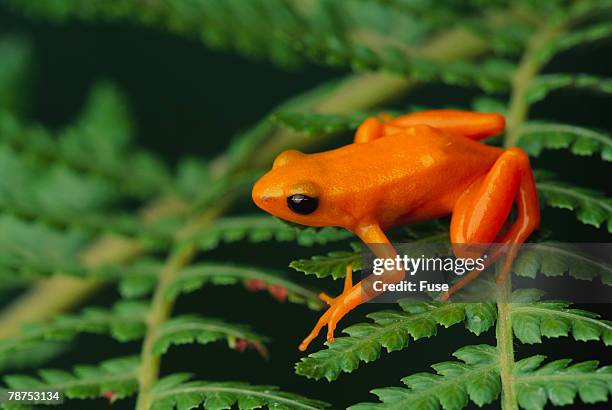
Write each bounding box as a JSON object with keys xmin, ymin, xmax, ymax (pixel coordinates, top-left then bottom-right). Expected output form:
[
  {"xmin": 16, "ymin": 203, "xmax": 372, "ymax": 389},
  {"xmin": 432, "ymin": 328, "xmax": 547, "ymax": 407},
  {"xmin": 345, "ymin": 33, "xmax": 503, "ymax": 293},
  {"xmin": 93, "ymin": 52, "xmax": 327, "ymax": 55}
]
[
  {"xmin": 517, "ymin": 122, "xmax": 612, "ymax": 161},
  {"xmin": 150, "ymin": 374, "xmax": 330, "ymax": 410},
  {"xmin": 152, "ymin": 316, "xmax": 268, "ymax": 356},
  {"xmin": 513, "ymin": 242, "xmax": 612, "ymax": 284},
  {"xmin": 348, "ymin": 348, "xmax": 611, "ymax": 410},
  {"xmin": 537, "ymin": 22, "xmax": 612, "ymax": 63},
  {"xmin": 2, "ymin": 360, "xmax": 328, "ymax": 409},
  {"xmin": 0, "ymin": 146, "xmax": 137, "ymax": 230},
  {"xmin": 222, "ymin": 118, "xmax": 278, "ymax": 173},
  {"xmin": 0, "ymin": 215, "xmax": 88, "ymax": 278},
  {"xmin": 0, "ymin": 302, "xmax": 147, "ymax": 364},
  {"xmin": 272, "ymin": 111, "xmax": 372, "ymax": 136},
  {"xmin": 296, "ymin": 301, "xmax": 495, "ymax": 381},
  {"xmin": 514, "ymin": 357, "xmax": 611, "ymax": 410},
  {"xmin": 0, "ymin": 35, "xmax": 32, "ymax": 114},
  {"xmin": 525, "ymin": 74, "xmax": 612, "ymax": 104},
  {"xmin": 348, "ymin": 344, "xmax": 501, "ymax": 410},
  {"xmin": 509, "ymin": 296, "xmax": 612, "ymax": 345},
  {"xmin": 289, "ymin": 228, "xmax": 448, "ymax": 280},
  {"xmin": 289, "ymin": 242, "xmax": 365, "ymax": 279},
  {"xmin": 8, "ymin": 0, "xmax": 309, "ymax": 68},
  {"xmin": 1, "ymin": 356, "xmax": 140, "ymax": 407},
  {"xmin": 0, "ymin": 83, "xmax": 170, "ymax": 198},
  {"xmin": 165, "ymin": 263, "xmax": 324, "ymax": 310},
  {"xmin": 185, "ymin": 215, "xmax": 352, "ymax": 250},
  {"xmin": 0, "ymin": 340, "xmax": 68, "ymax": 374},
  {"xmin": 0, "ymin": 301, "xmax": 268, "ymax": 373},
  {"xmin": 536, "ymin": 178, "xmax": 612, "ymax": 232},
  {"xmin": 192, "ymin": 170, "xmax": 263, "ymax": 212}
]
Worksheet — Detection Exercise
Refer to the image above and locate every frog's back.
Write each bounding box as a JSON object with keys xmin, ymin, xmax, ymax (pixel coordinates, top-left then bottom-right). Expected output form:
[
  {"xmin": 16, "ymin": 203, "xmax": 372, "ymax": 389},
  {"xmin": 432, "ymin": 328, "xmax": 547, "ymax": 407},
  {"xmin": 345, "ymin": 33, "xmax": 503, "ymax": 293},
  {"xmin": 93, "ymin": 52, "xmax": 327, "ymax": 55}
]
[{"xmin": 313, "ymin": 125, "xmax": 503, "ymax": 227}]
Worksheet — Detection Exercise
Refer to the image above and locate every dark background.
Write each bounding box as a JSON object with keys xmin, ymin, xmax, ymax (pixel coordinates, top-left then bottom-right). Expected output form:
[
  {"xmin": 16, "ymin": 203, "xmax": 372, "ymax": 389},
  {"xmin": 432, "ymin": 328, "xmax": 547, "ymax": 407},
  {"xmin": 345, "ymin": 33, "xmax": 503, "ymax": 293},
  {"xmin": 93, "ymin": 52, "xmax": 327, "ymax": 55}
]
[{"xmin": 0, "ymin": 5, "xmax": 610, "ymax": 410}]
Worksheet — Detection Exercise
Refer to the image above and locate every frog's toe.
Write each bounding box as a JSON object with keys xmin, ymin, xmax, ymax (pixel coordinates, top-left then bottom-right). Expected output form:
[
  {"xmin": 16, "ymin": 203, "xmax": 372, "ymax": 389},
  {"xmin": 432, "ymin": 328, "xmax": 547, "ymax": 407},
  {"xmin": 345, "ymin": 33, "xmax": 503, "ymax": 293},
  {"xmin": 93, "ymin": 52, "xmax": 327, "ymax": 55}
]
[{"xmin": 319, "ymin": 292, "xmax": 335, "ymax": 305}]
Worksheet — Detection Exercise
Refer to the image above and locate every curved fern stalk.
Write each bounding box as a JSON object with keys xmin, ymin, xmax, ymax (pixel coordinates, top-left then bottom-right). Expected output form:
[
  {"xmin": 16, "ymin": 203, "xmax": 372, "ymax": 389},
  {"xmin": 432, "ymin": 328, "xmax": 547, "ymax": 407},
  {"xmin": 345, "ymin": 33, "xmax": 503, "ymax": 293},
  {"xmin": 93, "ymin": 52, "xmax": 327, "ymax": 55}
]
[
  {"xmin": 517, "ymin": 122, "xmax": 612, "ymax": 161},
  {"xmin": 150, "ymin": 374, "xmax": 329, "ymax": 410},
  {"xmin": 348, "ymin": 345, "xmax": 612, "ymax": 410}
]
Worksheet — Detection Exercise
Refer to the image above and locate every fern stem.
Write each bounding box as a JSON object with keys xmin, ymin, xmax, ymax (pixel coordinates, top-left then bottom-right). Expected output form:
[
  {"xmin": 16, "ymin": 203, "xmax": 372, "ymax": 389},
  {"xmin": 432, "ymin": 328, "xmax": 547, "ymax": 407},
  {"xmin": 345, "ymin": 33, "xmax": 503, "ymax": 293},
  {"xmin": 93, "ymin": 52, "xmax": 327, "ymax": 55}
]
[
  {"xmin": 496, "ymin": 279, "xmax": 517, "ymax": 410},
  {"xmin": 135, "ymin": 243, "xmax": 196, "ymax": 410},
  {"xmin": 505, "ymin": 23, "xmax": 565, "ymax": 147}
]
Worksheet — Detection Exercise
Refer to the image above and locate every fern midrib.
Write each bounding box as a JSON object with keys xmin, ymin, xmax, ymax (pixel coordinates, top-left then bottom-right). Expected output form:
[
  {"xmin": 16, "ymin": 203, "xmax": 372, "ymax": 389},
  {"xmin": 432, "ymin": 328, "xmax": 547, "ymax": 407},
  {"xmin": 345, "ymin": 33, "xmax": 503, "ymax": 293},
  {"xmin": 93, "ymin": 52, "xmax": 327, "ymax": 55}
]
[
  {"xmin": 537, "ymin": 182, "xmax": 612, "ymax": 212},
  {"xmin": 150, "ymin": 385, "xmax": 322, "ymax": 410},
  {"xmin": 510, "ymin": 306, "xmax": 612, "ymax": 331}
]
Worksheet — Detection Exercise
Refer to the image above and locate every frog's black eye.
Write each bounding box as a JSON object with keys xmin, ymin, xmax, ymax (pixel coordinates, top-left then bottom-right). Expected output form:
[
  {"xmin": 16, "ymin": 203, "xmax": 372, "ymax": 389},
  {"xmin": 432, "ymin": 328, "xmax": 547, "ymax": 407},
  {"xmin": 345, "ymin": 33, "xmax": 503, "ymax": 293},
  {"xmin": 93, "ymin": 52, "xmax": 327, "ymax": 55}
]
[{"xmin": 287, "ymin": 194, "xmax": 318, "ymax": 215}]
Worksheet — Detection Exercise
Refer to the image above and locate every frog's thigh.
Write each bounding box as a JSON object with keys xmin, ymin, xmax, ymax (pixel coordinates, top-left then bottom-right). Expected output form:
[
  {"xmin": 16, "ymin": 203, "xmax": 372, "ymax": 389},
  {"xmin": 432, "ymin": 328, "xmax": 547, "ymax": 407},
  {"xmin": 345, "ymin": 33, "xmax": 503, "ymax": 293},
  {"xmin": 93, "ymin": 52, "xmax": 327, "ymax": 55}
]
[{"xmin": 450, "ymin": 150, "xmax": 524, "ymax": 247}]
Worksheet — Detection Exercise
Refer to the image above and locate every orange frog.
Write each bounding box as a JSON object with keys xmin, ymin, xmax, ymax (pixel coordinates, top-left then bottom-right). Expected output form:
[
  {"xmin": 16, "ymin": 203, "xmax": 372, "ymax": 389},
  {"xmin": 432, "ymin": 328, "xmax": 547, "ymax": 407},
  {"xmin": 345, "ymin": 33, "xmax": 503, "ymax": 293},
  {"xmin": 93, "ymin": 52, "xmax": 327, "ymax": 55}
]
[{"xmin": 252, "ymin": 110, "xmax": 540, "ymax": 351}]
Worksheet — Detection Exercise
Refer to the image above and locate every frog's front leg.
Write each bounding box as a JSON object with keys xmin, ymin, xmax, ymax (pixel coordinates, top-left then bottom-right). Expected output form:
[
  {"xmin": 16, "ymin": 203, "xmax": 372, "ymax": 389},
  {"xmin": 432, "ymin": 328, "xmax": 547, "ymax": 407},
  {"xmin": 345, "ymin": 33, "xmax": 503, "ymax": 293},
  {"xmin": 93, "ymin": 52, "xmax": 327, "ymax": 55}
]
[
  {"xmin": 299, "ymin": 223, "xmax": 402, "ymax": 351},
  {"xmin": 440, "ymin": 148, "xmax": 540, "ymax": 300}
]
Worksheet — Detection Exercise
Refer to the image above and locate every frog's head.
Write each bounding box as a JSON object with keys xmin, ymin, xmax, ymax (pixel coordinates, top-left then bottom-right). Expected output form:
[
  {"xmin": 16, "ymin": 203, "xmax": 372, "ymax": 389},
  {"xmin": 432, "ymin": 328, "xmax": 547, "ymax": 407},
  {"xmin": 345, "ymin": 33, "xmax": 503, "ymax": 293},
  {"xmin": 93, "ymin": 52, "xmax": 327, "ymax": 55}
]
[{"xmin": 252, "ymin": 149, "xmax": 349, "ymax": 228}]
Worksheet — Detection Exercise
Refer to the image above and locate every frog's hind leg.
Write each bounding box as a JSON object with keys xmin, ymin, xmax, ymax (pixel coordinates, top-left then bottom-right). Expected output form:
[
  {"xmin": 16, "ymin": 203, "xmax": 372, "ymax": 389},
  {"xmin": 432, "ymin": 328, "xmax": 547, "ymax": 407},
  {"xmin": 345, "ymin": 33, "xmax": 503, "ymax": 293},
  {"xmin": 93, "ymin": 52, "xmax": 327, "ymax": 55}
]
[
  {"xmin": 441, "ymin": 148, "xmax": 540, "ymax": 300},
  {"xmin": 389, "ymin": 109, "xmax": 505, "ymax": 140}
]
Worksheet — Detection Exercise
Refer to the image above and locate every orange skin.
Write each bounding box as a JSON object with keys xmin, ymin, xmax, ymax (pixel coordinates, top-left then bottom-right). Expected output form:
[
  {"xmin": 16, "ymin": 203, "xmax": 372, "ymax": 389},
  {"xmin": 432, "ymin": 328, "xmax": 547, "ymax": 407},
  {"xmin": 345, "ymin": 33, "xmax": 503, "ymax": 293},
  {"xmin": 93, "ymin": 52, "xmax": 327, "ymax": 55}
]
[{"xmin": 252, "ymin": 110, "xmax": 540, "ymax": 351}]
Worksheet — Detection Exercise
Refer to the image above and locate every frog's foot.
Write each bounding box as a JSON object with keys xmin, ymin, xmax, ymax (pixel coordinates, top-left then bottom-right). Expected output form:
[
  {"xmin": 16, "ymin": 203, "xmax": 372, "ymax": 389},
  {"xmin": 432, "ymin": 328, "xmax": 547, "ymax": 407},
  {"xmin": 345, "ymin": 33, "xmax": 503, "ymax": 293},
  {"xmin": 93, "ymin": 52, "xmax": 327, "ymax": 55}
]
[{"xmin": 299, "ymin": 264, "xmax": 359, "ymax": 351}]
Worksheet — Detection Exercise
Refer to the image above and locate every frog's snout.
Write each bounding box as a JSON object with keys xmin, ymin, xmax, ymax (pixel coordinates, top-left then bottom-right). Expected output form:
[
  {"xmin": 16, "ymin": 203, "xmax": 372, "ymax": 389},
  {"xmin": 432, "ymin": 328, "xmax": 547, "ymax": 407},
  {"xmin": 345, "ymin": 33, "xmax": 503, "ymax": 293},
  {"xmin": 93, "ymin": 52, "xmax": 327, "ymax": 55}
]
[{"xmin": 252, "ymin": 175, "xmax": 283, "ymax": 213}]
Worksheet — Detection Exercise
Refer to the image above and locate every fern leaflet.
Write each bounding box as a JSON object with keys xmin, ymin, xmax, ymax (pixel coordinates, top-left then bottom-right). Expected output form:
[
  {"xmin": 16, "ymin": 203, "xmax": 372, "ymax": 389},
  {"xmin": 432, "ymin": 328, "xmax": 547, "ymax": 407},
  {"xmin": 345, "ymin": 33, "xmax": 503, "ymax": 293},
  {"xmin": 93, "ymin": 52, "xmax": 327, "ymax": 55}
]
[
  {"xmin": 150, "ymin": 374, "xmax": 330, "ymax": 410},
  {"xmin": 296, "ymin": 301, "xmax": 496, "ymax": 381},
  {"xmin": 517, "ymin": 122, "xmax": 612, "ymax": 161},
  {"xmin": 525, "ymin": 74, "xmax": 612, "ymax": 104},
  {"xmin": 184, "ymin": 215, "xmax": 352, "ymax": 250},
  {"xmin": 165, "ymin": 263, "xmax": 324, "ymax": 310},
  {"xmin": 1, "ymin": 356, "xmax": 140, "ymax": 408},
  {"xmin": 536, "ymin": 179, "xmax": 612, "ymax": 232}
]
